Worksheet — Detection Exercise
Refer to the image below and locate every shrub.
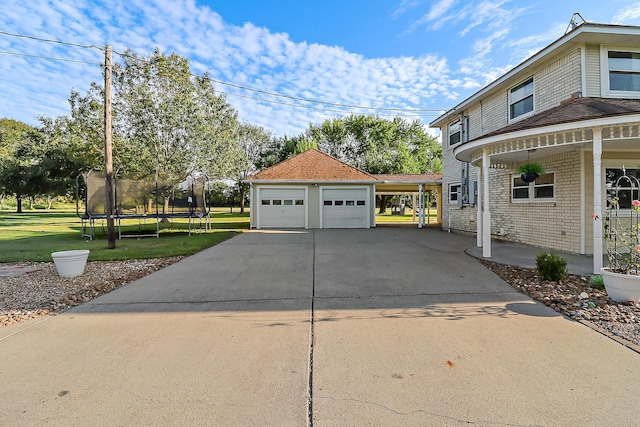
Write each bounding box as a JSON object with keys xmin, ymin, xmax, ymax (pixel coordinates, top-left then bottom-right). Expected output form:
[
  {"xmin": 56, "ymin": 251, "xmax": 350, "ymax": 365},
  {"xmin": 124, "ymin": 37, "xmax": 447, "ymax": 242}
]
[
  {"xmin": 535, "ymin": 252, "xmax": 568, "ymax": 281},
  {"xmin": 591, "ymin": 275, "xmax": 605, "ymax": 290}
]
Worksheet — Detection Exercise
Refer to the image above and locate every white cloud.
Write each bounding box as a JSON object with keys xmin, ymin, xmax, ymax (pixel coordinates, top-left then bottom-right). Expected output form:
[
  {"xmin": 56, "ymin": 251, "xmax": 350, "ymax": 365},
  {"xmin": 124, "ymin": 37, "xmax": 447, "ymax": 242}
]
[
  {"xmin": 0, "ymin": 0, "xmax": 455, "ymax": 136},
  {"xmin": 613, "ymin": 3, "xmax": 640, "ymax": 24}
]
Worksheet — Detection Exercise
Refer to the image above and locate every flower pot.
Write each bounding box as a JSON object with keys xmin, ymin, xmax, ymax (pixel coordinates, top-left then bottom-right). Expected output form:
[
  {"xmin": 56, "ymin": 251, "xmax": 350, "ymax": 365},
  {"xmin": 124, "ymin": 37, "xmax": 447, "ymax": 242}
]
[
  {"xmin": 521, "ymin": 172, "xmax": 538, "ymax": 183},
  {"xmin": 51, "ymin": 250, "xmax": 90, "ymax": 278},
  {"xmin": 601, "ymin": 267, "xmax": 640, "ymax": 303}
]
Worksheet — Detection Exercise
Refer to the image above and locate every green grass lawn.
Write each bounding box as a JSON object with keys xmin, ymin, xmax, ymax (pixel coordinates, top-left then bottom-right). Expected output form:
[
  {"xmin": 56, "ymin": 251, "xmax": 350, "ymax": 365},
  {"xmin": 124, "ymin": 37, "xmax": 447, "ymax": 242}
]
[
  {"xmin": 375, "ymin": 209, "xmax": 438, "ymax": 224},
  {"xmin": 0, "ymin": 208, "xmax": 249, "ymax": 263}
]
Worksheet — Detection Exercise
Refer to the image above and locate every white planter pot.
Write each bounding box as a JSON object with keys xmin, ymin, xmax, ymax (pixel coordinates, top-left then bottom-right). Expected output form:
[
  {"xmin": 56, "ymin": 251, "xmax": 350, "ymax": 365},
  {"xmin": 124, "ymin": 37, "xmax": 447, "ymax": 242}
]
[
  {"xmin": 601, "ymin": 267, "xmax": 640, "ymax": 303},
  {"xmin": 51, "ymin": 250, "xmax": 90, "ymax": 278}
]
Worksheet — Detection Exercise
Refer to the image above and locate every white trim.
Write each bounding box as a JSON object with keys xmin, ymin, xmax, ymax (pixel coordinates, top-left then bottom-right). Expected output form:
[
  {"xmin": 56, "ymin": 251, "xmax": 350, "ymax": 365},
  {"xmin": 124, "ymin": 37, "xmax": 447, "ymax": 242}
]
[
  {"xmin": 448, "ymin": 182, "xmax": 461, "ymax": 204},
  {"xmin": 454, "ymin": 114, "xmax": 640, "ymax": 163},
  {"xmin": 600, "ymin": 45, "xmax": 640, "ymax": 98},
  {"xmin": 580, "ymin": 43, "xmax": 587, "ymax": 97},
  {"xmin": 508, "ymin": 76, "xmax": 535, "ymax": 122},
  {"xmin": 482, "ymin": 149, "xmax": 491, "ymax": 258},
  {"xmin": 580, "ymin": 149, "xmax": 586, "ymax": 254},
  {"xmin": 510, "ymin": 172, "xmax": 555, "ymax": 203},
  {"xmin": 593, "ymin": 129, "xmax": 603, "ymax": 274}
]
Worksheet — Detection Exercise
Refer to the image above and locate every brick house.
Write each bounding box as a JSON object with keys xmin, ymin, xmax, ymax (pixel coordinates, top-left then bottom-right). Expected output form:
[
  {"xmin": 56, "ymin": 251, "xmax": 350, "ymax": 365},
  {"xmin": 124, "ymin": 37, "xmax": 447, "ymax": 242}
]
[{"xmin": 429, "ymin": 20, "xmax": 640, "ymax": 274}]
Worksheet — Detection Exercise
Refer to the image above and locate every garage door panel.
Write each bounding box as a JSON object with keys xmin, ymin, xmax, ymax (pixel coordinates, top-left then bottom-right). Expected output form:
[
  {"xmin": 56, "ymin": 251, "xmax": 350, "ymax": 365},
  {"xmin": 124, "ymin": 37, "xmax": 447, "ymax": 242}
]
[
  {"xmin": 322, "ymin": 188, "xmax": 369, "ymax": 229},
  {"xmin": 259, "ymin": 188, "xmax": 306, "ymax": 228}
]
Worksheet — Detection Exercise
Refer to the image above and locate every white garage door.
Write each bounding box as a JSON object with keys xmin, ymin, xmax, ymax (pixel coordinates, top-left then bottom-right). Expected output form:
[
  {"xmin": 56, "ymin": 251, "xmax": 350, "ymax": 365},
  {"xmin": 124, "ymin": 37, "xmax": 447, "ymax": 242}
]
[
  {"xmin": 322, "ymin": 188, "xmax": 369, "ymax": 228},
  {"xmin": 258, "ymin": 188, "xmax": 306, "ymax": 228}
]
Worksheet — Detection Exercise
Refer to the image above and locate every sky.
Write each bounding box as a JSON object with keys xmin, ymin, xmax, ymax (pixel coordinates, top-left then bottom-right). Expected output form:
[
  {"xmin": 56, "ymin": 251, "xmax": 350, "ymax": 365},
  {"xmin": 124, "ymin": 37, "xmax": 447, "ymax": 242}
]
[{"xmin": 1, "ymin": 0, "xmax": 640, "ymax": 138}]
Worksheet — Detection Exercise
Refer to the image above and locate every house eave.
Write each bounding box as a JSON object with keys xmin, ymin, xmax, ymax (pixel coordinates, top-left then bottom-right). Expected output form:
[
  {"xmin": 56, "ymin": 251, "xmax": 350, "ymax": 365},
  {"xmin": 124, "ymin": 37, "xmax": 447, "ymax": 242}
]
[{"xmin": 454, "ymin": 113, "xmax": 640, "ymax": 165}]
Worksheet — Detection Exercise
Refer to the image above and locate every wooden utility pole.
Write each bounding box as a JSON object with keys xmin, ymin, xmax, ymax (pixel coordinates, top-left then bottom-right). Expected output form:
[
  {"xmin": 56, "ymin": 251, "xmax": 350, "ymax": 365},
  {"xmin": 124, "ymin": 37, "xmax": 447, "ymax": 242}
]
[{"xmin": 104, "ymin": 45, "xmax": 116, "ymax": 249}]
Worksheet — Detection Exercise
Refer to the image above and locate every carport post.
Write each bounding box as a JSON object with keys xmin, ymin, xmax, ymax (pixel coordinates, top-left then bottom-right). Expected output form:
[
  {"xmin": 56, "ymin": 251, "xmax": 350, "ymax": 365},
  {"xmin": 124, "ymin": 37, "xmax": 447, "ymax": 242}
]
[
  {"xmin": 592, "ymin": 127, "xmax": 603, "ymax": 273},
  {"xmin": 476, "ymin": 164, "xmax": 483, "ymax": 248}
]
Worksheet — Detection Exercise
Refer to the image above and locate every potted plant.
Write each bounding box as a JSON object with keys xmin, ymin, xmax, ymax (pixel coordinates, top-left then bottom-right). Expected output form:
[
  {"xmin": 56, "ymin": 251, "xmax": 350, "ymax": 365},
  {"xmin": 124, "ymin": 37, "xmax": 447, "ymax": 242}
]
[
  {"xmin": 517, "ymin": 162, "xmax": 545, "ymax": 183},
  {"xmin": 595, "ymin": 172, "xmax": 640, "ymax": 302}
]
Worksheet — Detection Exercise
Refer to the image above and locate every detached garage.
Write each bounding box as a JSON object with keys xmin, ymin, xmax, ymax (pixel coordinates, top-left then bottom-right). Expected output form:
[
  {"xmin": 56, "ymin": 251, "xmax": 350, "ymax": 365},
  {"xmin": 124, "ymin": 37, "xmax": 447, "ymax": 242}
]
[{"xmin": 247, "ymin": 149, "xmax": 377, "ymax": 229}]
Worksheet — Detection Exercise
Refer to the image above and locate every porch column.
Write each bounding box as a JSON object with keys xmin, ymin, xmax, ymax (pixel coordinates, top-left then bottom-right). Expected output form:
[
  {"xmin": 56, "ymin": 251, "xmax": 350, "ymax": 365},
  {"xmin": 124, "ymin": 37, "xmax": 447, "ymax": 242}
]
[
  {"xmin": 482, "ymin": 148, "xmax": 491, "ymax": 257},
  {"xmin": 593, "ymin": 127, "xmax": 603, "ymax": 273},
  {"xmin": 418, "ymin": 184, "xmax": 424, "ymax": 229},
  {"xmin": 476, "ymin": 164, "xmax": 483, "ymax": 248}
]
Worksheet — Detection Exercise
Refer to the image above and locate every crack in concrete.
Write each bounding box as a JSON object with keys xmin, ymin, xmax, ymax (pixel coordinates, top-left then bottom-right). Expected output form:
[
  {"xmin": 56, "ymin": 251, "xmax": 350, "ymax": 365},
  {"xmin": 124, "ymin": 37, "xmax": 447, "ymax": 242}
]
[
  {"xmin": 307, "ymin": 229, "xmax": 316, "ymax": 427},
  {"xmin": 315, "ymin": 396, "xmax": 544, "ymax": 427}
]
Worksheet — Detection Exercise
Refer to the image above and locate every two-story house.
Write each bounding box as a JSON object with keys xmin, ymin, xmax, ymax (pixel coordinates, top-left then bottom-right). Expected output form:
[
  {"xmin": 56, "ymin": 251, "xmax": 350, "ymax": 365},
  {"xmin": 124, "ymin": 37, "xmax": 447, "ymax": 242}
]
[{"xmin": 430, "ymin": 19, "xmax": 640, "ymax": 274}]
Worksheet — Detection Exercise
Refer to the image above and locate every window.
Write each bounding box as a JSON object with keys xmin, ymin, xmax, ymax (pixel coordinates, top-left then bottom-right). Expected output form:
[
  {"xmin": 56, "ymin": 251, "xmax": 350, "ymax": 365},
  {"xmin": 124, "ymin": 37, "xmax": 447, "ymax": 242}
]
[
  {"xmin": 608, "ymin": 51, "xmax": 640, "ymax": 93},
  {"xmin": 448, "ymin": 118, "xmax": 462, "ymax": 147},
  {"xmin": 273, "ymin": 199, "xmax": 282, "ymax": 206},
  {"xmin": 357, "ymin": 200, "xmax": 366, "ymax": 206},
  {"xmin": 346, "ymin": 200, "xmax": 355, "ymax": 206},
  {"xmin": 606, "ymin": 168, "xmax": 640, "ymax": 209},
  {"xmin": 335, "ymin": 200, "xmax": 344, "ymax": 206},
  {"xmin": 509, "ymin": 77, "xmax": 534, "ymax": 120},
  {"xmin": 323, "ymin": 200, "xmax": 332, "ymax": 206},
  {"xmin": 448, "ymin": 183, "xmax": 461, "ymax": 204},
  {"xmin": 261, "ymin": 199, "xmax": 270, "ymax": 205},
  {"xmin": 512, "ymin": 173, "xmax": 555, "ymax": 202},
  {"xmin": 283, "ymin": 200, "xmax": 293, "ymax": 206},
  {"xmin": 295, "ymin": 199, "xmax": 304, "ymax": 206}
]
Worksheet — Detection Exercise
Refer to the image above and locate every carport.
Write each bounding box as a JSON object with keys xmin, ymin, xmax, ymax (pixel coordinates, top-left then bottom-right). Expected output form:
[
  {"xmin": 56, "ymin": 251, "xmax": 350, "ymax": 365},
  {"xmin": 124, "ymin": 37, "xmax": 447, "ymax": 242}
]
[{"xmin": 375, "ymin": 174, "xmax": 442, "ymax": 228}]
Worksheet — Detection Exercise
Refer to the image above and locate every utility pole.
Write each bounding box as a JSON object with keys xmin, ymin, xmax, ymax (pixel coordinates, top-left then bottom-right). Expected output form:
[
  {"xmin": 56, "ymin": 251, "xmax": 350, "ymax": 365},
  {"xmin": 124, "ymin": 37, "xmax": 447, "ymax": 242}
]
[{"xmin": 104, "ymin": 45, "xmax": 116, "ymax": 249}]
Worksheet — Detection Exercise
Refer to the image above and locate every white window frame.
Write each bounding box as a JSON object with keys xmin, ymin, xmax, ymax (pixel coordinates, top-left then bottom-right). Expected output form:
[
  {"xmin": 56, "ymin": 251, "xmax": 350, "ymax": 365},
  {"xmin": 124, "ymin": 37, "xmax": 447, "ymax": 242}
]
[
  {"xmin": 601, "ymin": 46, "xmax": 640, "ymax": 98},
  {"xmin": 448, "ymin": 183, "xmax": 461, "ymax": 204},
  {"xmin": 448, "ymin": 118, "xmax": 462, "ymax": 147},
  {"xmin": 511, "ymin": 172, "xmax": 555, "ymax": 203},
  {"xmin": 509, "ymin": 77, "xmax": 534, "ymax": 122}
]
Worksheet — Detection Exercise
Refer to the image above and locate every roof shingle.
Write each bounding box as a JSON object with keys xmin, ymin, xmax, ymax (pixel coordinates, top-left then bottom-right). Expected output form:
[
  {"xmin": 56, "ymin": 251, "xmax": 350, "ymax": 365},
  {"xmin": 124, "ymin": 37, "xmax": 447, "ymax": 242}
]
[{"xmin": 247, "ymin": 148, "xmax": 377, "ymax": 182}]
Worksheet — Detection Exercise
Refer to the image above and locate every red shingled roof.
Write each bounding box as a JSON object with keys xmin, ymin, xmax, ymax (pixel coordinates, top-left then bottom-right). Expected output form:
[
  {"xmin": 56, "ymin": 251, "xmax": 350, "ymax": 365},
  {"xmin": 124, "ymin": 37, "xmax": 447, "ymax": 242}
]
[{"xmin": 247, "ymin": 148, "xmax": 378, "ymax": 182}]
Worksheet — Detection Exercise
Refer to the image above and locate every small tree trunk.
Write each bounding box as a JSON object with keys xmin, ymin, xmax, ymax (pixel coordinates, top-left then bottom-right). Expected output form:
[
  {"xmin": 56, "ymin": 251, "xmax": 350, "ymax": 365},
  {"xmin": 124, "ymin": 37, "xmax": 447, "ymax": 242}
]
[
  {"xmin": 161, "ymin": 197, "xmax": 170, "ymax": 223},
  {"xmin": 29, "ymin": 196, "xmax": 35, "ymax": 210},
  {"xmin": 239, "ymin": 184, "xmax": 246, "ymax": 214},
  {"xmin": 16, "ymin": 195, "xmax": 23, "ymax": 213},
  {"xmin": 47, "ymin": 196, "xmax": 54, "ymax": 210}
]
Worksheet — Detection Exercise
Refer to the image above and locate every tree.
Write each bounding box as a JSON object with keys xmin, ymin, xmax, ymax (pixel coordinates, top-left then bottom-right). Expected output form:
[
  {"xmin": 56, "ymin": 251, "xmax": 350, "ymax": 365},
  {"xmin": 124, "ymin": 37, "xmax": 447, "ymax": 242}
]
[
  {"xmin": 112, "ymin": 49, "xmax": 239, "ymax": 180},
  {"xmin": 231, "ymin": 122, "xmax": 272, "ymax": 213},
  {"xmin": 306, "ymin": 115, "xmax": 442, "ymax": 213},
  {"xmin": 0, "ymin": 119, "xmax": 78, "ymax": 213}
]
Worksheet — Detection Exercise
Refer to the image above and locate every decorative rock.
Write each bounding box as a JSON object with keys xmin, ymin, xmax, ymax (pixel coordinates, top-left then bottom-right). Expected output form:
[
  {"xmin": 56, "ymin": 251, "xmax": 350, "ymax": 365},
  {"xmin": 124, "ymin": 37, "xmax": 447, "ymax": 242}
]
[{"xmin": 579, "ymin": 292, "xmax": 589, "ymax": 299}]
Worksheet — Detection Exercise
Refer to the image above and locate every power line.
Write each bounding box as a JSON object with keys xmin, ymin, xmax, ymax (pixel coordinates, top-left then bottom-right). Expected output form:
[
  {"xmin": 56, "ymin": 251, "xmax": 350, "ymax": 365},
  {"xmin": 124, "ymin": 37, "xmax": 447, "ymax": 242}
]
[
  {"xmin": 0, "ymin": 49, "xmax": 100, "ymax": 65},
  {"xmin": 0, "ymin": 30, "xmax": 102, "ymax": 50},
  {"xmin": 0, "ymin": 30, "xmax": 444, "ymax": 118},
  {"xmin": 113, "ymin": 49, "xmax": 443, "ymax": 114}
]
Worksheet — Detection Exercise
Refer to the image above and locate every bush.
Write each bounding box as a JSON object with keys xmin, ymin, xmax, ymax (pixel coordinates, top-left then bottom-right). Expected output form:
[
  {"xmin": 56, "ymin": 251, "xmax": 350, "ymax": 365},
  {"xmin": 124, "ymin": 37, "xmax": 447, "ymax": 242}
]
[
  {"xmin": 591, "ymin": 275, "xmax": 605, "ymax": 290},
  {"xmin": 535, "ymin": 252, "xmax": 568, "ymax": 281}
]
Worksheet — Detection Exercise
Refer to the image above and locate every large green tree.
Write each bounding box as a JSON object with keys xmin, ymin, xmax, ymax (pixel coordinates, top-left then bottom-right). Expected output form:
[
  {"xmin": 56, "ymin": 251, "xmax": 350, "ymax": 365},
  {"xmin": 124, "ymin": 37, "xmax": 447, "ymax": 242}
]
[
  {"xmin": 112, "ymin": 49, "xmax": 239, "ymax": 179},
  {"xmin": 0, "ymin": 118, "xmax": 78, "ymax": 212},
  {"xmin": 231, "ymin": 122, "xmax": 272, "ymax": 213}
]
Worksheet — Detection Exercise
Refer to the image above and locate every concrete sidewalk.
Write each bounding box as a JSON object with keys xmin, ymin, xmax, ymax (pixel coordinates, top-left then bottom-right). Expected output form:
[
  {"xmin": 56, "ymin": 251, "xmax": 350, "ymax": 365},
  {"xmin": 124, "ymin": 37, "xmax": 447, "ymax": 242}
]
[{"xmin": 1, "ymin": 228, "xmax": 639, "ymax": 426}]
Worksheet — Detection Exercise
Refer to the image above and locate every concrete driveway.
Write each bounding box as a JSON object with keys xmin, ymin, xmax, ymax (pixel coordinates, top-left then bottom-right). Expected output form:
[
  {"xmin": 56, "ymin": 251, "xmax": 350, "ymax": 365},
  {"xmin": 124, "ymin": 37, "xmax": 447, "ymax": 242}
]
[{"xmin": 2, "ymin": 228, "xmax": 640, "ymax": 426}]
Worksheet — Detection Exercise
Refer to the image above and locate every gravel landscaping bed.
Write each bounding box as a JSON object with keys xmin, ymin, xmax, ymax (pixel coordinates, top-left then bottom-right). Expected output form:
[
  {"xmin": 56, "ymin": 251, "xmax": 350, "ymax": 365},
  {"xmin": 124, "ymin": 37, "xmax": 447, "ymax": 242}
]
[
  {"xmin": 480, "ymin": 259, "xmax": 640, "ymax": 348},
  {"xmin": 0, "ymin": 258, "xmax": 182, "ymax": 327}
]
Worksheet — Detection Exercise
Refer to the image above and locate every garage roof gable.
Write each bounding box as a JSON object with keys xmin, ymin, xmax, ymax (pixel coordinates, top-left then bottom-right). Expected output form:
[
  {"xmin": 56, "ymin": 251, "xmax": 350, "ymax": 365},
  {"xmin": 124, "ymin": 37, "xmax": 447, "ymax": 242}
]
[{"xmin": 247, "ymin": 148, "xmax": 378, "ymax": 182}]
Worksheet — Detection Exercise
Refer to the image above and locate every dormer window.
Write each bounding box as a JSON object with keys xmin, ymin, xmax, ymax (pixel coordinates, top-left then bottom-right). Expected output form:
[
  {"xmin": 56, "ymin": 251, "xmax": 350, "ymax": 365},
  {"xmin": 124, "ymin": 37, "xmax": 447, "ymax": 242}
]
[
  {"xmin": 509, "ymin": 77, "xmax": 534, "ymax": 120},
  {"xmin": 448, "ymin": 118, "xmax": 462, "ymax": 147}
]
